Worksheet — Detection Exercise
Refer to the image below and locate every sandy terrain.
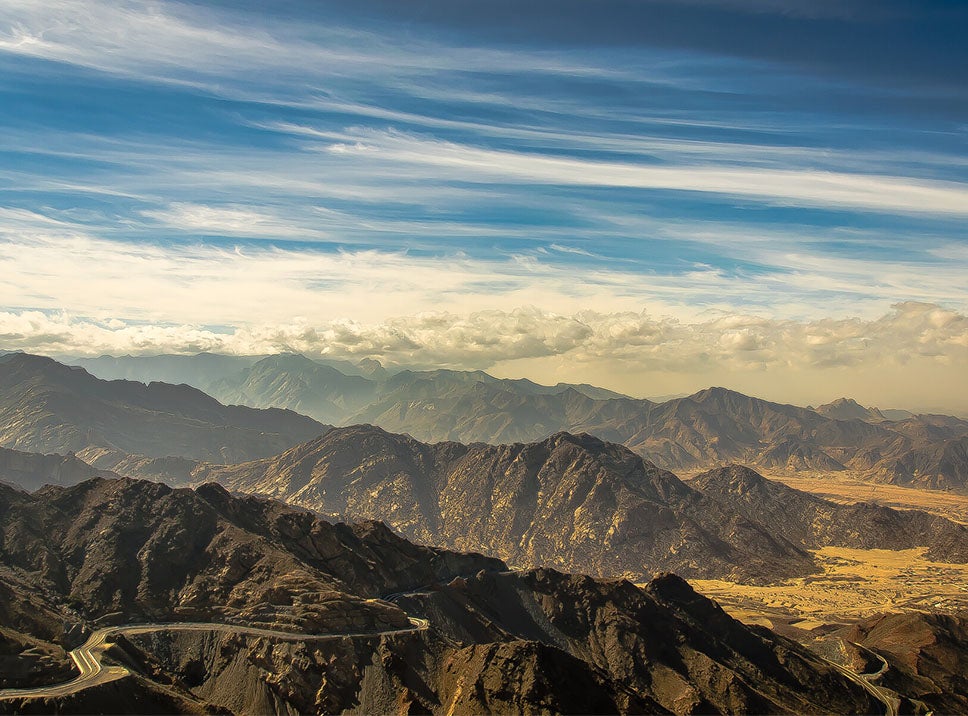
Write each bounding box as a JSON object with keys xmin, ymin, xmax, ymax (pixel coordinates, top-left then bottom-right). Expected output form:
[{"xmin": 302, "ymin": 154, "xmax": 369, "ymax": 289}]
[
  {"xmin": 746, "ymin": 470, "xmax": 968, "ymax": 524},
  {"xmin": 687, "ymin": 547, "xmax": 968, "ymax": 633}
]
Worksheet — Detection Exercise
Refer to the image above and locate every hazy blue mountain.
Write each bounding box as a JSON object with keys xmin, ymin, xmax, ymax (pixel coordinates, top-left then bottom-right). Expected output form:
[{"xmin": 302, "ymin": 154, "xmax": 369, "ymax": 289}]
[{"xmin": 0, "ymin": 353, "xmax": 329, "ymax": 464}]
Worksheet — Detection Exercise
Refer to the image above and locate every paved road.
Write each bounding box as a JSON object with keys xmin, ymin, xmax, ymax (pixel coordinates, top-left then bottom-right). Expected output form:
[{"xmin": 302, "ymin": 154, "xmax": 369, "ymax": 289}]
[
  {"xmin": 817, "ymin": 643, "xmax": 900, "ymax": 716},
  {"xmin": 0, "ymin": 616, "xmax": 429, "ymax": 701}
]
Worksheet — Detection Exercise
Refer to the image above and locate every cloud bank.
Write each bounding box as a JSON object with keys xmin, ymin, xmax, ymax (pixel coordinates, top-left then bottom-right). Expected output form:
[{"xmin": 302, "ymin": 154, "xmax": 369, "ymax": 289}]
[{"xmin": 2, "ymin": 302, "xmax": 966, "ymax": 413}]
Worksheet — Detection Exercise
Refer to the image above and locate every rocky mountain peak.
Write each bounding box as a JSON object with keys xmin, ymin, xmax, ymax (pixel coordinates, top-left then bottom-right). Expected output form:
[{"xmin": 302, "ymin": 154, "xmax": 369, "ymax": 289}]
[
  {"xmin": 692, "ymin": 463, "xmax": 775, "ymax": 495},
  {"xmin": 815, "ymin": 396, "xmax": 886, "ymax": 422}
]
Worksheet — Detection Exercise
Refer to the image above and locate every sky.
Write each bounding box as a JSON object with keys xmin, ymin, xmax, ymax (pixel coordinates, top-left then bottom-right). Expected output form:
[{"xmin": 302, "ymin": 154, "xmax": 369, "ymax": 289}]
[{"xmin": 1, "ymin": 0, "xmax": 967, "ymax": 412}]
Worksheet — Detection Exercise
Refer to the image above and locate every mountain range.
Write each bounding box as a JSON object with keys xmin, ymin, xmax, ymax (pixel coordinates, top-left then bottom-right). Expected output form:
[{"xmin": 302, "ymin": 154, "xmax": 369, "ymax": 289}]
[
  {"xmin": 1, "ymin": 353, "xmax": 966, "ymax": 712},
  {"xmin": 2, "ymin": 352, "xmax": 965, "ymax": 584},
  {"xmin": 60, "ymin": 352, "xmax": 968, "ymax": 489},
  {"xmin": 0, "ymin": 476, "xmax": 892, "ymax": 714},
  {"xmin": 191, "ymin": 425, "xmax": 968, "ymax": 583}
]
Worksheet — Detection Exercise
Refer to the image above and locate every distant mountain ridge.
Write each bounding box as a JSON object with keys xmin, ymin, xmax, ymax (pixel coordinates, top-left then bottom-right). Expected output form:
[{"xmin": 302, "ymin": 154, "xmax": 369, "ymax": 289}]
[
  {"xmin": 0, "ymin": 353, "xmax": 329, "ymax": 464},
  {"xmin": 29, "ymin": 352, "xmax": 968, "ymax": 489},
  {"xmin": 0, "ymin": 446, "xmax": 111, "ymax": 492}
]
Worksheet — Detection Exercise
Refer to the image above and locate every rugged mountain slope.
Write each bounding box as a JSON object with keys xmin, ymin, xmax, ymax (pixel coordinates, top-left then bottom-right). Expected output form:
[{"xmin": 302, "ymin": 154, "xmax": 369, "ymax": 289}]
[
  {"xmin": 0, "ymin": 478, "xmax": 497, "ymax": 633},
  {"xmin": 0, "ymin": 353, "xmax": 328, "ymax": 464},
  {"xmin": 863, "ymin": 435, "xmax": 968, "ymax": 490},
  {"xmin": 396, "ymin": 569, "xmax": 882, "ymax": 715},
  {"xmin": 754, "ymin": 436, "xmax": 847, "ymax": 472},
  {"xmin": 0, "ymin": 447, "xmax": 111, "ymax": 492},
  {"xmin": 0, "ymin": 476, "xmax": 886, "ymax": 715},
  {"xmin": 691, "ymin": 465, "xmax": 968, "ymax": 563},
  {"xmin": 195, "ymin": 425, "xmax": 814, "ymax": 583}
]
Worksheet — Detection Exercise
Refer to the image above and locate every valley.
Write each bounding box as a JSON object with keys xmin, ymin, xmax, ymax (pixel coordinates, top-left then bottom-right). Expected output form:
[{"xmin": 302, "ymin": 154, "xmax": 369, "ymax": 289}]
[{"xmin": 691, "ymin": 546, "xmax": 968, "ymax": 632}]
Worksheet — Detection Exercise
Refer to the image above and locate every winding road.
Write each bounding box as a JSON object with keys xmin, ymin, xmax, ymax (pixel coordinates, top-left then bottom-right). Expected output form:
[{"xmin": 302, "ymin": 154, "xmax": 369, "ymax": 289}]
[
  {"xmin": 0, "ymin": 616, "xmax": 429, "ymax": 701},
  {"xmin": 0, "ymin": 601, "xmax": 902, "ymax": 714},
  {"xmin": 814, "ymin": 640, "xmax": 900, "ymax": 716}
]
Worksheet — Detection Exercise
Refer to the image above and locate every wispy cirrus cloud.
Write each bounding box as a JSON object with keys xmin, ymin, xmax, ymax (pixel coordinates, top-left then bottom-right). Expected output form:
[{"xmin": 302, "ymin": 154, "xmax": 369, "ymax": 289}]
[
  {"xmin": 139, "ymin": 203, "xmax": 332, "ymax": 240},
  {"xmin": 1, "ymin": 210, "xmax": 966, "ymax": 329},
  {"xmin": 297, "ymin": 127, "xmax": 968, "ymax": 217},
  {"xmin": 0, "ymin": 0, "xmax": 643, "ymax": 87},
  {"xmin": 0, "ymin": 0, "xmax": 965, "ymax": 413}
]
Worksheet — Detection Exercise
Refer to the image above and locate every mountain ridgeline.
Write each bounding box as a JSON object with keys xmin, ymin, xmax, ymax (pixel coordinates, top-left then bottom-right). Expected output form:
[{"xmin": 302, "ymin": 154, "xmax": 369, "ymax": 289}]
[
  {"xmin": 68, "ymin": 352, "xmax": 968, "ymax": 489},
  {"xmin": 0, "ymin": 353, "xmax": 329, "ymax": 466},
  {"xmin": 195, "ymin": 426, "xmax": 811, "ymax": 583}
]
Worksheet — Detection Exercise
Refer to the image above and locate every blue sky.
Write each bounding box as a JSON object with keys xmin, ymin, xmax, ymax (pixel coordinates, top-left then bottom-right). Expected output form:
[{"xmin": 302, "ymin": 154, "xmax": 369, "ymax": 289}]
[{"xmin": 1, "ymin": 0, "xmax": 966, "ymax": 410}]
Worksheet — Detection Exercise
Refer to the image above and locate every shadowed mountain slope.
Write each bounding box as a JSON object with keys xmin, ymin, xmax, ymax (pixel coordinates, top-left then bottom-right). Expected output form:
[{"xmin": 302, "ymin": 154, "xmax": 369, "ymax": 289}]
[
  {"xmin": 0, "ymin": 447, "xmax": 111, "ymax": 492},
  {"xmin": 0, "ymin": 478, "xmax": 498, "ymax": 629},
  {"xmin": 0, "ymin": 353, "xmax": 328, "ymax": 464}
]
